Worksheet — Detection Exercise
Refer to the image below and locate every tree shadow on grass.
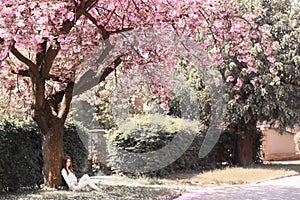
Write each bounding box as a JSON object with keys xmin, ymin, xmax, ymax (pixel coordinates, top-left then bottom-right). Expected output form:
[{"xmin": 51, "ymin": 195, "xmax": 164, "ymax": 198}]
[{"xmin": 0, "ymin": 185, "xmax": 182, "ymax": 200}]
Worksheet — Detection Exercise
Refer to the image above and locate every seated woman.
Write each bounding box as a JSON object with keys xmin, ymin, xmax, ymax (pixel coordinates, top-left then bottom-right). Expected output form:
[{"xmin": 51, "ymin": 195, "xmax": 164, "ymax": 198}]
[{"xmin": 61, "ymin": 156, "xmax": 100, "ymax": 192}]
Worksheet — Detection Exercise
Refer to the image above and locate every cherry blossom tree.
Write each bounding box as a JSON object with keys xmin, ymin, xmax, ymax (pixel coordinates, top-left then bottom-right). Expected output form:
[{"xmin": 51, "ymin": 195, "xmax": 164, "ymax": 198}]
[
  {"xmin": 0, "ymin": 0, "xmax": 272, "ymax": 187},
  {"xmin": 215, "ymin": 0, "xmax": 300, "ymax": 165},
  {"xmin": 177, "ymin": 0, "xmax": 300, "ymax": 166}
]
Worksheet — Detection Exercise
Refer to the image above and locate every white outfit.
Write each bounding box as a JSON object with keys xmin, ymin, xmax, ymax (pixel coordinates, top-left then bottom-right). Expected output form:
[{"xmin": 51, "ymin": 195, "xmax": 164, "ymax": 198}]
[{"xmin": 61, "ymin": 168, "xmax": 100, "ymax": 191}]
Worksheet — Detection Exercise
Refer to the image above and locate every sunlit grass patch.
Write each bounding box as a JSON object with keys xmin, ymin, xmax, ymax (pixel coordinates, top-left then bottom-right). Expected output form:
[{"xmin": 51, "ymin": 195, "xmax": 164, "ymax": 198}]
[{"xmin": 156, "ymin": 163, "xmax": 300, "ymax": 186}]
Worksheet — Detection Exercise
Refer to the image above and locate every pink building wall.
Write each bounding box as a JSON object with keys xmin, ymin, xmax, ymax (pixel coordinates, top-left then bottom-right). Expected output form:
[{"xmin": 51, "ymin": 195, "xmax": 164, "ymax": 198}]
[{"xmin": 261, "ymin": 126, "xmax": 300, "ymax": 161}]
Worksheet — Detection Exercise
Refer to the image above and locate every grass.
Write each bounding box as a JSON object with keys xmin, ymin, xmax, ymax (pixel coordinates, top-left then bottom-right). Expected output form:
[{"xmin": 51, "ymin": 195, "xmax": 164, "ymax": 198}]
[
  {"xmin": 154, "ymin": 162, "xmax": 300, "ymax": 186},
  {"xmin": 0, "ymin": 185, "xmax": 181, "ymax": 200},
  {"xmin": 2, "ymin": 162, "xmax": 300, "ymax": 199}
]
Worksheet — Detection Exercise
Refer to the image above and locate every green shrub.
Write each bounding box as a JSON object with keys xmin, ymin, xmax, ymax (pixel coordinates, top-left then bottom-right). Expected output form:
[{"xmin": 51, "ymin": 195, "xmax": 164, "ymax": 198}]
[
  {"xmin": 105, "ymin": 114, "xmax": 263, "ymax": 177},
  {"xmin": 0, "ymin": 116, "xmax": 88, "ymax": 192},
  {"xmin": 252, "ymin": 129, "xmax": 263, "ymax": 163},
  {"xmin": 0, "ymin": 116, "xmax": 43, "ymax": 192},
  {"xmin": 207, "ymin": 129, "xmax": 263, "ymax": 166},
  {"xmin": 63, "ymin": 121, "xmax": 89, "ymax": 178},
  {"xmin": 106, "ymin": 114, "xmax": 211, "ymax": 177}
]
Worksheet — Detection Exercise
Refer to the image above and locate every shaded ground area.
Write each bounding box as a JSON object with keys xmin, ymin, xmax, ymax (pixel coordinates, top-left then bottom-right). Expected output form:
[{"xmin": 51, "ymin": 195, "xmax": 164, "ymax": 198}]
[{"xmin": 0, "ymin": 184, "xmax": 182, "ymax": 200}]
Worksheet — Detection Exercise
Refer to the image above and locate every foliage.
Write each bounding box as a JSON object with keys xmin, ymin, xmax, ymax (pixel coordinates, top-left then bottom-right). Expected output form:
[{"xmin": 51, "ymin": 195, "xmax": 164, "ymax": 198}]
[
  {"xmin": 165, "ymin": 0, "xmax": 300, "ymax": 164},
  {"xmin": 105, "ymin": 114, "xmax": 207, "ymax": 176},
  {"xmin": 94, "ymin": 86, "xmax": 116, "ymax": 130},
  {"xmin": 105, "ymin": 113, "xmax": 262, "ymax": 177},
  {"xmin": 209, "ymin": 129, "xmax": 263, "ymax": 165},
  {"xmin": 220, "ymin": 0, "xmax": 300, "ymax": 131},
  {"xmin": 0, "ymin": 116, "xmax": 88, "ymax": 192},
  {"xmin": 0, "ymin": 115, "xmax": 43, "ymax": 192},
  {"xmin": 0, "ymin": 1, "xmax": 273, "ymax": 112},
  {"xmin": 63, "ymin": 120, "xmax": 89, "ymax": 178}
]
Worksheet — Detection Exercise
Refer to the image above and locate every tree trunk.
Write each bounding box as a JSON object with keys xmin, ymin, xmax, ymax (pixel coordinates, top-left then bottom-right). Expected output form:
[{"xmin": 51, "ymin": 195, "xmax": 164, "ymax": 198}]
[
  {"xmin": 236, "ymin": 129, "xmax": 253, "ymax": 166},
  {"xmin": 41, "ymin": 118, "xmax": 64, "ymax": 188}
]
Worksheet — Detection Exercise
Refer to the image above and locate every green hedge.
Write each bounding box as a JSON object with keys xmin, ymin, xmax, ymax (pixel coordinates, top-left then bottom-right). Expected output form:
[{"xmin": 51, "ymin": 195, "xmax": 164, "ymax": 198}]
[
  {"xmin": 0, "ymin": 116, "xmax": 43, "ymax": 192},
  {"xmin": 105, "ymin": 114, "xmax": 262, "ymax": 177},
  {"xmin": 207, "ymin": 129, "xmax": 263, "ymax": 165},
  {"xmin": 63, "ymin": 121, "xmax": 89, "ymax": 178},
  {"xmin": 106, "ymin": 114, "xmax": 212, "ymax": 177},
  {"xmin": 0, "ymin": 116, "xmax": 88, "ymax": 192}
]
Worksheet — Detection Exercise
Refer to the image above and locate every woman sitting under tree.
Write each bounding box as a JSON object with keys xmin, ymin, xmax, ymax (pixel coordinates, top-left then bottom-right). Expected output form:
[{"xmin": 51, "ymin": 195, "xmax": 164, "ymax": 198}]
[{"xmin": 61, "ymin": 156, "xmax": 100, "ymax": 192}]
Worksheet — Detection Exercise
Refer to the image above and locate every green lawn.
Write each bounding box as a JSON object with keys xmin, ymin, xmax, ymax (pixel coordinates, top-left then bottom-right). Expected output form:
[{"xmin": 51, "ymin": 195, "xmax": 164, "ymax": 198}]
[
  {"xmin": 155, "ymin": 163, "xmax": 300, "ymax": 186},
  {"xmin": 2, "ymin": 162, "xmax": 300, "ymax": 199},
  {"xmin": 0, "ymin": 185, "xmax": 181, "ymax": 200}
]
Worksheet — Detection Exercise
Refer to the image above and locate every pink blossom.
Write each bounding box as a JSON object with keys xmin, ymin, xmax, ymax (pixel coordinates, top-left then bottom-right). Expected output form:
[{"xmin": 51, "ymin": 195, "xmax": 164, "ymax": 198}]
[
  {"xmin": 267, "ymin": 56, "xmax": 276, "ymax": 63},
  {"xmin": 229, "ymin": 51, "xmax": 235, "ymax": 56},
  {"xmin": 269, "ymin": 67, "xmax": 277, "ymax": 75},
  {"xmin": 234, "ymin": 94, "xmax": 241, "ymax": 100},
  {"xmin": 264, "ymin": 47, "xmax": 272, "ymax": 56},
  {"xmin": 16, "ymin": 21, "xmax": 25, "ymax": 27},
  {"xmin": 213, "ymin": 21, "xmax": 223, "ymax": 29},
  {"xmin": 250, "ymin": 77, "xmax": 257, "ymax": 85},
  {"xmin": 177, "ymin": 20, "xmax": 185, "ymax": 28},
  {"xmin": 73, "ymin": 46, "xmax": 81, "ymax": 53},
  {"xmin": 237, "ymin": 56, "xmax": 243, "ymax": 62},
  {"xmin": 207, "ymin": 78, "xmax": 214, "ymax": 85},
  {"xmin": 0, "ymin": 0, "xmax": 273, "ymax": 116},
  {"xmin": 237, "ymin": 78, "xmax": 243, "ymax": 87},
  {"xmin": 226, "ymin": 76, "xmax": 234, "ymax": 82},
  {"xmin": 203, "ymin": 39, "xmax": 210, "ymax": 48},
  {"xmin": 61, "ymin": 44, "xmax": 68, "ymax": 50},
  {"xmin": 246, "ymin": 66, "xmax": 258, "ymax": 74},
  {"xmin": 66, "ymin": 12, "xmax": 74, "ymax": 21},
  {"xmin": 234, "ymin": 78, "xmax": 243, "ymax": 90}
]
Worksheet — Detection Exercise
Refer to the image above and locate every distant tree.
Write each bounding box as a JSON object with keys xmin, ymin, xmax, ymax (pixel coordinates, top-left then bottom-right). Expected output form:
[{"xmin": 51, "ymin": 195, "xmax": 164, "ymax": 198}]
[{"xmin": 216, "ymin": 0, "xmax": 300, "ymax": 165}]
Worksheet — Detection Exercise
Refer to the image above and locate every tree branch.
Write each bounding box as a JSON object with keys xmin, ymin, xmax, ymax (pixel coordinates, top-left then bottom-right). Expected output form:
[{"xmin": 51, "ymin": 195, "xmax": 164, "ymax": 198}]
[
  {"xmin": 42, "ymin": 0, "xmax": 99, "ymax": 78},
  {"xmin": 108, "ymin": 27, "xmax": 134, "ymax": 35},
  {"xmin": 11, "ymin": 69, "xmax": 73, "ymax": 83},
  {"xmin": 73, "ymin": 56, "xmax": 123, "ymax": 96},
  {"xmin": 83, "ymin": 9, "xmax": 110, "ymax": 39},
  {"xmin": 11, "ymin": 69, "xmax": 30, "ymax": 77},
  {"xmin": 10, "ymin": 45, "xmax": 39, "ymax": 78},
  {"xmin": 47, "ymin": 90, "xmax": 65, "ymax": 115},
  {"xmin": 58, "ymin": 82, "xmax": 74, "ymax": 122}
]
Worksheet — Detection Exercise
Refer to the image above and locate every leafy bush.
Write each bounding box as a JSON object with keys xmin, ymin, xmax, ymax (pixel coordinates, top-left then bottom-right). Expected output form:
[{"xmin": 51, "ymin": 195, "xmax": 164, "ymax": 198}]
[
  {"xmin": 252, "ymin": 129, "xmax": 263, "ymax": 163},
  {"xmin": 208, "ymin": 129, "xmax": 263, "ymax": 166},
  {"xmin": 0, "ymin": 116, "xmax": 43, "ymax": 192},
  {"xmin": 0, "ymin": 116, "xmax": 88, "ymax": 192},
  {"xmin": 106, "ymin": 114, "xmax": 211, "ymax": 177},
  {"xmin": 63, "ymin": 121, "xmax": 89, "ymax": 178},
  {"xmin": 105, "ymin": 114, "xmax": 263, "ymax": 177}
]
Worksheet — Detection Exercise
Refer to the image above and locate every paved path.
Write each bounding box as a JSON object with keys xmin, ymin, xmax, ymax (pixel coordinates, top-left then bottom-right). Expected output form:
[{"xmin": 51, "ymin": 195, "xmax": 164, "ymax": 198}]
[{"xmin": 175, "ymin": 175, "xmax": 300, "ymax": 200}]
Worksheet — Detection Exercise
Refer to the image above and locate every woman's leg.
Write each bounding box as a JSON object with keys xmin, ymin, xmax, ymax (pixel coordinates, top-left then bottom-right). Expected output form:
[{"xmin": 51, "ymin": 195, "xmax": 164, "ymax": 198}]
[
  {"xmin": 87, "ymin": 181, "xmax": 100, "ymax": 191},
  {"xmin": 74, "ymin": 174, "xmax": 100, "ymax": 191},
  {"xmin": 83, "ymin": 174, "xmax": 100, "ymax": 191}
]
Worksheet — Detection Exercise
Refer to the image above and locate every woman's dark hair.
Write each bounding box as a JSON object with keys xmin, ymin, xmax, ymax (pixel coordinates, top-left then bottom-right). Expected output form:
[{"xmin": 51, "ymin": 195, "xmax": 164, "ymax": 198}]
[{"xmin": 63, "ymin": 156, "xmax": 74, "ymax": 175}]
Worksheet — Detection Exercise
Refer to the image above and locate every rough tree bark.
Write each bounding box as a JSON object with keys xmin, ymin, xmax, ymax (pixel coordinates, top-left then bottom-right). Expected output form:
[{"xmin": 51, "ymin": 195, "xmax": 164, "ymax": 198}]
[
  {"xmin": 236, "ymin": 120, "xmax": 256, "ymax": 166},
  {"xmin": 237, "ymin": 129, "xmax": 253, "ymax": 166},
  {"xmin": 41, "ymin": 118, "xmax": 65, "ymax": 187}
]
